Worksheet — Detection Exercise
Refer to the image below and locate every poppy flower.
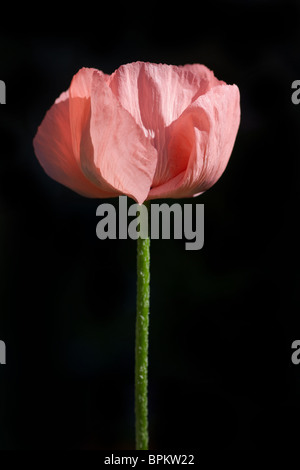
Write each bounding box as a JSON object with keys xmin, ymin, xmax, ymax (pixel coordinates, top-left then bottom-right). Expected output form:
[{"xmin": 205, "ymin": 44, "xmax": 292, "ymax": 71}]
[{"xmin": 33, "ymin": 61, "xmax": 240, "ymax": 204}]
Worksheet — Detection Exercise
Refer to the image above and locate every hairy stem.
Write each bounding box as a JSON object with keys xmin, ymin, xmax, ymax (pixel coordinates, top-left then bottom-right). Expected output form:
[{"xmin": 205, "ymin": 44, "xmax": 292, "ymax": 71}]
[{"xmin": 135, "ymin": 201, "xmax": 150, "ymax": 450}]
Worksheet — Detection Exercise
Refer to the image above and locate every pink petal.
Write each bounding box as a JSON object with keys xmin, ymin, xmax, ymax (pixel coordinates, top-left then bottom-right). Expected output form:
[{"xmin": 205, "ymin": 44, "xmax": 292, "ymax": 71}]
[
  {"xmin": 109, "ymin": 62, "xmax": 217, "ymax": 128},
  {"xmin": 69, "ymin": 67, "xmax": 107, "ymax": 163},
  {"xmin": 68, "ymin": 68, "xmax": 119, "ymax": 196},
  {"xmin": 148, "ymin": 83, "xmax": 240, "ymax": 199},
  {"xmin": 179, "ymin": 63, "xmax": 223, "ymax": 90},
  {"xmin": 109, "ymin": 62, "xmax": 222, "ymax": 188},
  {"xmin": 84, "ymin": 70, "xmax": 157, "ymax": 204},
  {"xmin": 33, "ymin": 90, "xmax": 115, "ymax": 198}
]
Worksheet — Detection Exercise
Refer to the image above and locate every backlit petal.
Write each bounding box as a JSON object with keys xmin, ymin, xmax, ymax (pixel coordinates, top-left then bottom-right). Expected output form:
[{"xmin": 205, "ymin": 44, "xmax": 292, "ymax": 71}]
[
  {"xmin": 33, "ymin": 90, "xmax": 114, "ymax": 198},
  {"xmin": 86, "ymin": 70, "xmax": 157, "ymax": 204},
  {"xmin": 148, "ymin": 83, "xmax": 240, "ymax": 199},
  {"xmin": 109, "ymin": 62, "xmax": 222, "ymax": 188}
]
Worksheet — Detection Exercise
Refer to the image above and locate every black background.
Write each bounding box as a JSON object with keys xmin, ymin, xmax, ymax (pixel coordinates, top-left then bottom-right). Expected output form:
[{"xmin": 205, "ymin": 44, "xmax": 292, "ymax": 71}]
[{"xmin": 0, "ymin": 0, "xmax": 299, "ymax": 450}]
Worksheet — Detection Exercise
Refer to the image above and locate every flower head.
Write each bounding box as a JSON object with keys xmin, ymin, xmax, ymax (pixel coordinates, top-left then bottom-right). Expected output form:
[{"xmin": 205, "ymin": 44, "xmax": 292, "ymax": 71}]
[{"xmin": 33, "ymin": 62, "xmax": 240, "ymax": 204}]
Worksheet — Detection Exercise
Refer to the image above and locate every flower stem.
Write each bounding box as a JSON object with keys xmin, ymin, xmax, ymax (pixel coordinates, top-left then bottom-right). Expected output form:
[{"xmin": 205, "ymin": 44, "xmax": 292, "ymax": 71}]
[{"xmin": 135, "ymin": 201, "xmax": 150, "ymax": 450}]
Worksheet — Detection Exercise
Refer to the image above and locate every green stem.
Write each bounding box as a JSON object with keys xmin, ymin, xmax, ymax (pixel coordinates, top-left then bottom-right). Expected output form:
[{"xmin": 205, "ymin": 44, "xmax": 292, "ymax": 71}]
[{"xmin": 135, "ymin": 201, "xmax": 150, "ymax": 450}]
